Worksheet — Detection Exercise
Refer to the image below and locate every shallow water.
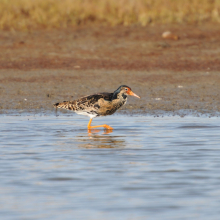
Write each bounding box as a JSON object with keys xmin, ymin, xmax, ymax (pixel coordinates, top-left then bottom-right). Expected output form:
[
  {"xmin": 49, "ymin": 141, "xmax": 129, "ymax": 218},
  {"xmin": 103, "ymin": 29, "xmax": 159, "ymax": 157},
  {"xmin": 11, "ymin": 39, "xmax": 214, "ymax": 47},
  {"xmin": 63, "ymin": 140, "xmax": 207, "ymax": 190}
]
[{"xmin": 1, "ymin": 114, "xmax": 220, "ymax": 220}]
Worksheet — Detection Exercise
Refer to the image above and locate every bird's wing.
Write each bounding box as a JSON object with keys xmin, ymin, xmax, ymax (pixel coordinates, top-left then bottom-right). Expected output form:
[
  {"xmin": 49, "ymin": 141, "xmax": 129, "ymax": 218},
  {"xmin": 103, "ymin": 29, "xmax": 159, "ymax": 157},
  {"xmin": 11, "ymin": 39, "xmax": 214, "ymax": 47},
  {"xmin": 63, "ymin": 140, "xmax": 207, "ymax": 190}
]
[
  {"xmin": 53, "ymin": 93, "xmax": 113, "ymax": 111},
  {"xmin": 76, "ymin": 93, "xmax": 113, "ymax": 105},
  {"xmin": 67, "ymin": 93, "xmax": 112, "ymax": 110}
]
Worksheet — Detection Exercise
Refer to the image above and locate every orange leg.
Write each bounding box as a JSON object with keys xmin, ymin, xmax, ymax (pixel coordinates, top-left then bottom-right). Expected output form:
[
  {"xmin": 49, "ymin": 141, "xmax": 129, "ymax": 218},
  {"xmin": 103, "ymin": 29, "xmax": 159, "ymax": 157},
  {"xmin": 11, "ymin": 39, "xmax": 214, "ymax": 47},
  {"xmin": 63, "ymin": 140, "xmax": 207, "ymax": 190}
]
[{"xmin": 87, "ymin": 118, "xmax": 113, "ymax": 130}]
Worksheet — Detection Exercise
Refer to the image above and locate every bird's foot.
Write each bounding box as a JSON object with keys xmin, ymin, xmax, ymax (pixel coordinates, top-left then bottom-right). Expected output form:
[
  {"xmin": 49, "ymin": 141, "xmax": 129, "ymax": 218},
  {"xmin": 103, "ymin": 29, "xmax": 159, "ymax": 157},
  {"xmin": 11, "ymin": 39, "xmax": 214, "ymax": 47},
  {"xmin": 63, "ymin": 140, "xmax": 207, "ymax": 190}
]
[
  {"xmin": 103, "ymin": 124, "xmax": 113, "ymax": 130},
  {"xmin": 87, "ymin": 124, "xmax": 113, "ymax": 130}
]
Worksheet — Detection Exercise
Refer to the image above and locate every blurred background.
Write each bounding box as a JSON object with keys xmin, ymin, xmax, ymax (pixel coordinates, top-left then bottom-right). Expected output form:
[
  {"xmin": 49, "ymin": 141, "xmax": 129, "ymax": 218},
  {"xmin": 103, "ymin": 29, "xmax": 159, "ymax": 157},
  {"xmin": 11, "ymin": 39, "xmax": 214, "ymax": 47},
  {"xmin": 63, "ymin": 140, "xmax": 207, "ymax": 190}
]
[{"xmin": 1, "ymin": 0, "xmax": 220, "ymax": 30}]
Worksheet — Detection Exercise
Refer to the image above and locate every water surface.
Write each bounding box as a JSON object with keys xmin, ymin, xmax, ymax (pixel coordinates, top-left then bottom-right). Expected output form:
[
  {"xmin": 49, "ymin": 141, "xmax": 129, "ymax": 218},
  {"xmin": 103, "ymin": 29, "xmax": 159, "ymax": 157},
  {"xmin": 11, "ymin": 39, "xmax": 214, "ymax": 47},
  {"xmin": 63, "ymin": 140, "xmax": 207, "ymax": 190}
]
[{"xmin": 1, "ymin": 114, "xmax": 220, "ymax": 220}]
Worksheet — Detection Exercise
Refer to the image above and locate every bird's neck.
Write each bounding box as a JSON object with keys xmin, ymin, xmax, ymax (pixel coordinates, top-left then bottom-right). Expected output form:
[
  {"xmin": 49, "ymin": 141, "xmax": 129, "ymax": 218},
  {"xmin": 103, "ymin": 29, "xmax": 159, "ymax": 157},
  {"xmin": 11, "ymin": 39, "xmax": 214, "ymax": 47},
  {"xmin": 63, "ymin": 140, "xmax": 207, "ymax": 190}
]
[
  {"xmin": 112, "ymin": 91, "xmax": 127, "ymax": 102},
  {"xmin": 112, "ymin": 90, "xmax": 119, "ymax": 100}
]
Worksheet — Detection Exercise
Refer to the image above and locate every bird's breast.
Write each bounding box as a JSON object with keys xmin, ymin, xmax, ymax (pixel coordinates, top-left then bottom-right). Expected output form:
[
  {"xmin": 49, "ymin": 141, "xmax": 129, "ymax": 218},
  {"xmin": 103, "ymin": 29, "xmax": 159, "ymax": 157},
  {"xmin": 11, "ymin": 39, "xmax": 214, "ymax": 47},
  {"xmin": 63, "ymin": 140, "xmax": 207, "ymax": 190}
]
[{"xmin": 96, "ymin": 98, "xmax": 127, "ymax": 116}]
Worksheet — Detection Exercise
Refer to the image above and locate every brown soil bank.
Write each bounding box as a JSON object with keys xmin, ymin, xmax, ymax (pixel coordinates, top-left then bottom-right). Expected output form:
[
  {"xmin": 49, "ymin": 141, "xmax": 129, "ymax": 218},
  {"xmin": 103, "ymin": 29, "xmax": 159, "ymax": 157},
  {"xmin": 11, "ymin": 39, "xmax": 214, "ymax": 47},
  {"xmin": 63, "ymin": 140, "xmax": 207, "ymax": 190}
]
[{"xmin": 0, "ymin": 24, "xmax": 220, "ymax": 116}]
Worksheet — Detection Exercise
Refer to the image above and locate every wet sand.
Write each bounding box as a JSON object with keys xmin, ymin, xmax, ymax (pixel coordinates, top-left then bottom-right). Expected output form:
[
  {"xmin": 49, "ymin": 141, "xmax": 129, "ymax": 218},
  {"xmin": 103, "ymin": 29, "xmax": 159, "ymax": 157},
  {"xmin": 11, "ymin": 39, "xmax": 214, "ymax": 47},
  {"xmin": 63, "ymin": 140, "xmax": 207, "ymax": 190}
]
[{"xmin": 0, "ymin": 24, "xmax": 220, "ymax": 115}]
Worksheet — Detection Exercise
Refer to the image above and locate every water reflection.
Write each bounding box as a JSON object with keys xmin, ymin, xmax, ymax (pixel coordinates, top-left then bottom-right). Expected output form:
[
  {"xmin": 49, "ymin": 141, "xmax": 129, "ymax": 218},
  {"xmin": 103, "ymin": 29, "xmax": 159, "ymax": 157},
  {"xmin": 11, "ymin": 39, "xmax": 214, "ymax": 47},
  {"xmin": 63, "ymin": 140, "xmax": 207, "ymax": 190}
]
[
  {"xmin": 54, "ymin": 126, "xmax": 125, "ymax": 148},
  {"xmin": 77, "ymin": 130, "xmax": 126, "ymax": 148},
  {"xmin": 88, "ymin": 128, "xmax": 113, "ymax": 135}
]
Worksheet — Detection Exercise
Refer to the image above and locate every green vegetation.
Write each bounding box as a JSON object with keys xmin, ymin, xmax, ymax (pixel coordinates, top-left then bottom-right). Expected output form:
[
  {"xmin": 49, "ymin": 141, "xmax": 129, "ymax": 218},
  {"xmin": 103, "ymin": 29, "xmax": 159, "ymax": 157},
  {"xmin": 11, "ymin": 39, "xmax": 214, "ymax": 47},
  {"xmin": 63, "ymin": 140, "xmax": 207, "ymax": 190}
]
[{"xmin": 1, "ymin": 0, "xmax": 220, "ymax": 30}]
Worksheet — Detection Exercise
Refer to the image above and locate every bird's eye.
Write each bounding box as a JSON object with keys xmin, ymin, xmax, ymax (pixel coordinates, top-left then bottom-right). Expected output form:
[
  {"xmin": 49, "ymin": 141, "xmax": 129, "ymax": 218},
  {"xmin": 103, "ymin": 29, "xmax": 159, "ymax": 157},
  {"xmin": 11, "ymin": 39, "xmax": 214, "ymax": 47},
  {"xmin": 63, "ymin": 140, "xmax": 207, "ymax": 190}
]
[{"xmin": 125, "ymin": 88, "xmax": 128, "ymax": 91}]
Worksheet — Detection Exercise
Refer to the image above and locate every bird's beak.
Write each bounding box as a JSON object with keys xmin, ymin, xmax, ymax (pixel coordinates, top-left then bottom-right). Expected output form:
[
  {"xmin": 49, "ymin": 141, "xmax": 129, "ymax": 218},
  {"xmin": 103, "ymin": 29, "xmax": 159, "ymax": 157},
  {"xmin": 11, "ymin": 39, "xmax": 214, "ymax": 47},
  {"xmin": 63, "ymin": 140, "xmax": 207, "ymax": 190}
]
[{"xmin": 128, "ymin": 90, "xmax": 140, "ymax": 98}]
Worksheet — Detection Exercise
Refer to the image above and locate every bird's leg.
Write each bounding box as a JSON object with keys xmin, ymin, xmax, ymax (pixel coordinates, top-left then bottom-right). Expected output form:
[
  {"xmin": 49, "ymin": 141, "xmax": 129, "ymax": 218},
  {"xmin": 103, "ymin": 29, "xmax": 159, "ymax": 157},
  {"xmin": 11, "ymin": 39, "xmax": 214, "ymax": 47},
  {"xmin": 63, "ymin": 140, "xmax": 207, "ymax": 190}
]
[{"xmin": 87, "ymin": 118, "xmax": 113, "ymax": 130}]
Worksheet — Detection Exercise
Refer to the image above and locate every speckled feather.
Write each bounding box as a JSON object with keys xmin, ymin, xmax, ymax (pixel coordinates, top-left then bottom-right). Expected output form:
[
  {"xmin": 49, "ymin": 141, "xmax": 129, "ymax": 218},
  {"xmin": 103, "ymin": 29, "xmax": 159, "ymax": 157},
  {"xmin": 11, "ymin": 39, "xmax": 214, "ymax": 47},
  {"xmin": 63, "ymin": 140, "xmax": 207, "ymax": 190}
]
[{"xmin": 53, "ymin": 91, "xmax": 127, "ymax": 118}]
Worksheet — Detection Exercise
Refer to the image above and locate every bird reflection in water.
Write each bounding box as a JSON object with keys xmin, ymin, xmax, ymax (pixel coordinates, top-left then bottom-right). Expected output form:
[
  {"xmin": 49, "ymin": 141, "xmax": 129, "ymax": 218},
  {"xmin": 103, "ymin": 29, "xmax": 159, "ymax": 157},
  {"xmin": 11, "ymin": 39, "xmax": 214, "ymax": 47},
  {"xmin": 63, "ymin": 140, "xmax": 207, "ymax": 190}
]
[
  {"xmin": 77, "ymin": 129, "xmax": 126, "ymax": 149},
  {"xmin": 88, "ymin": 129, "xmax": 113, "ymax": 135}
]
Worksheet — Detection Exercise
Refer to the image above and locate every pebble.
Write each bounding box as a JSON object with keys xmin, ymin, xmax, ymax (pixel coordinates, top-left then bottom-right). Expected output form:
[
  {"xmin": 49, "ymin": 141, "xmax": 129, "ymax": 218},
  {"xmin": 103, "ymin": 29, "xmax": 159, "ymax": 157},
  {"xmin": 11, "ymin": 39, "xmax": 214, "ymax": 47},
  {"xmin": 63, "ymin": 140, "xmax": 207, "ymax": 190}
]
[{"xmin": 162, "ymin": 31, "xmax": 179, "ymax": 40}]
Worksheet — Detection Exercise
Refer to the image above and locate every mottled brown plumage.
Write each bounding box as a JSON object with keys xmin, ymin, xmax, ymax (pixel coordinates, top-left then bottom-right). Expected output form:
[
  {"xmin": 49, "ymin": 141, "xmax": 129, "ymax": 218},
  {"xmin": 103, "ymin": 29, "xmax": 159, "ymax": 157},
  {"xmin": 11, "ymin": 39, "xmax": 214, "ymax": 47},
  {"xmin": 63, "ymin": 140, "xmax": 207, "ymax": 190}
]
[{"xmin": 54, "ymin": 85, "xmax": 140, "ymax": 130}]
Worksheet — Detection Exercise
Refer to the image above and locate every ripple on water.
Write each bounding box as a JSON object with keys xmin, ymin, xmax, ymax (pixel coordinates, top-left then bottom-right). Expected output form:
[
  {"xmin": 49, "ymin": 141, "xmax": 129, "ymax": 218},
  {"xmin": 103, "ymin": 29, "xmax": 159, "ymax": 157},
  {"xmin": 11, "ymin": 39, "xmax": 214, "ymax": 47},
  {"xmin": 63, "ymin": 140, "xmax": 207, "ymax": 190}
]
[{"xmin": 0, "ymin": 114, "xmax": 220, "ymax": 219}]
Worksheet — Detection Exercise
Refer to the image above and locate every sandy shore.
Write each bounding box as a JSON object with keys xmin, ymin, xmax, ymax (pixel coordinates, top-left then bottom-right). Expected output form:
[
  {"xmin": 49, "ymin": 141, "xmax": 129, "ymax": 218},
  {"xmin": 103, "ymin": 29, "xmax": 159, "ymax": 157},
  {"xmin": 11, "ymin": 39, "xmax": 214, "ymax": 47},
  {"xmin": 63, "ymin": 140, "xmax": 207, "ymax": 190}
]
[{"xmin": 0, "ymin": 24, "xmax": 220, "ymax": 116}]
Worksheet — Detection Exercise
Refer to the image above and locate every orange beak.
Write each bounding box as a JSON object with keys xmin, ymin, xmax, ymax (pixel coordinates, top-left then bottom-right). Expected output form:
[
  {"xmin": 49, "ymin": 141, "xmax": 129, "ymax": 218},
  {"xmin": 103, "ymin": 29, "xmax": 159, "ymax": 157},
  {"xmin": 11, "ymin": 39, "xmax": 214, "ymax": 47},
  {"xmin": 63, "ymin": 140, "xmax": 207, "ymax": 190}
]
[{"xmin": 127, "ymin": 90, "xmax": 140, "ymax": 98}]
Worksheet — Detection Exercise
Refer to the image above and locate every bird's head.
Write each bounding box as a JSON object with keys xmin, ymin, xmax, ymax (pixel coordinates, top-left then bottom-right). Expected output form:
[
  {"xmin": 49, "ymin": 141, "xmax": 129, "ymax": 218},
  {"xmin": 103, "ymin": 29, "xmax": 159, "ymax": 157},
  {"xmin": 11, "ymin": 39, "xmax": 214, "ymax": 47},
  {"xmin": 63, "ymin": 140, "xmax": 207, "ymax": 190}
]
[{"xmin": 113, "ymin": 85, "xmax": 140, "ymax": 99}]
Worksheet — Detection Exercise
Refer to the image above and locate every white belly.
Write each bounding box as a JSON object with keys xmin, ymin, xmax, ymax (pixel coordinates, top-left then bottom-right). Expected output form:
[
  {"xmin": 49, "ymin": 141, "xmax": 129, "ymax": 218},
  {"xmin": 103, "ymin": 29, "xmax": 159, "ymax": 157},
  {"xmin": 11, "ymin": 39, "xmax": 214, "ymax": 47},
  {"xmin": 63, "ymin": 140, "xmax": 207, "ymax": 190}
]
[{"xmin": 75, "ymin": 111, "xmax": 97, "ymax": 119}]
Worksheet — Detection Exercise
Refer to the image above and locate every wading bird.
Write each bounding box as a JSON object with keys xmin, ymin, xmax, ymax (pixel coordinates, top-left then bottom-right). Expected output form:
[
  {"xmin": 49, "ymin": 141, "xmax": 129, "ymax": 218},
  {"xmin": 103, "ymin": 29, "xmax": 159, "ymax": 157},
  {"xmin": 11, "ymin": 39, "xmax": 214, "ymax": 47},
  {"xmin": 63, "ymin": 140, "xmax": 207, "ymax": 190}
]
[{"xmin": 54, "ymin": 85, "xmax": 140, "ymax": 130}]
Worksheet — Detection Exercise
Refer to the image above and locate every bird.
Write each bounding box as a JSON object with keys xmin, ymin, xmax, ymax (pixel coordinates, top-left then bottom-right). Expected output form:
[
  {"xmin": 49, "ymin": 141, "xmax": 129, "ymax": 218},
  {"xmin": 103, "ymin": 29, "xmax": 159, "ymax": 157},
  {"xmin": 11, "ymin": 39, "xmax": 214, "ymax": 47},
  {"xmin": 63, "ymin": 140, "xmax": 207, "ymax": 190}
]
[{"xmin": 53, "ymin": 85, "xmax": 140, "ymax": 130}]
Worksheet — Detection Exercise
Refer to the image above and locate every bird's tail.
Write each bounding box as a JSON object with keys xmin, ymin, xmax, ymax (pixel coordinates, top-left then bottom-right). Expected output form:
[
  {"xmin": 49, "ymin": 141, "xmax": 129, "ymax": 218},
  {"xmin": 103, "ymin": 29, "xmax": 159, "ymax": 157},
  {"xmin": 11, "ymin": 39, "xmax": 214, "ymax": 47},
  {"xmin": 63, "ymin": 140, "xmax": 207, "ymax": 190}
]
[
  {"xmin": 53, "ymin": 101, "xmax": 67, "ymax": 109},
  {"xmin": 53, "ymin": 101, "xmax": 75, "ymax": 110}
]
